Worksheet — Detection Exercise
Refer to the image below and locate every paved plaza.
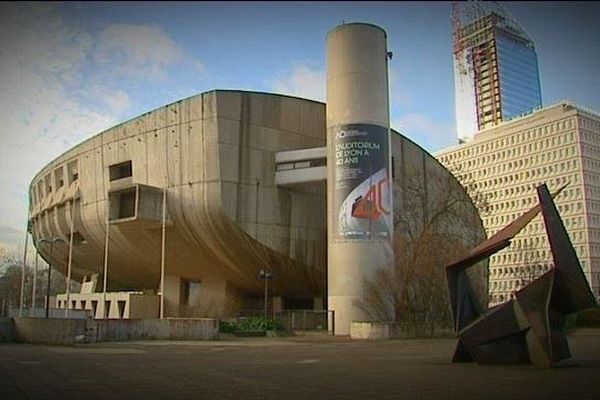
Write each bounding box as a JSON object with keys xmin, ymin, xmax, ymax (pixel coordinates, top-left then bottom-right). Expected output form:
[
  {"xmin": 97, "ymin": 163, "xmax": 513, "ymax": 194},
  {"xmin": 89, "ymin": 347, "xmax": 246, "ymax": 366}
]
[{"xmin": 1, "ymin": 330, "xmax": 600, "ymax": 400}]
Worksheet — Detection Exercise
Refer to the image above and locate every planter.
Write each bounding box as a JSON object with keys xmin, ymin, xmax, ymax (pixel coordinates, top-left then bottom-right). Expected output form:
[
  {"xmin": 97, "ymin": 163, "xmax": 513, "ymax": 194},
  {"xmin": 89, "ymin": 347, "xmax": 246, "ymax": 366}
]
[{"xmin": 350, "ymin": 321, "xmax": 391, "ymax": 339}]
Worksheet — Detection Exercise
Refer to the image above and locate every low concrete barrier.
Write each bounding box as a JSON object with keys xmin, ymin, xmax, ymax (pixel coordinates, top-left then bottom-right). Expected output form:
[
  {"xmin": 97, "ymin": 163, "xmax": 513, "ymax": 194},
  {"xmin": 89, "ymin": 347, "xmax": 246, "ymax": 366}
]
[
  {"xmin": 94, "ymin": 318, "xmax": 219, "ymax": 341},
  {"xmin": 350, "ymin": 321, "xmax": 454, "ymax": 340},
  {"xmin": 0, "ymin": 318, "xmax": 15, "ymax": 342},
  {"xmin": 13, "ymin": 318, "xmax": 87, "ymax": 344},
  {"xmin": 350, "ymin": 322, "xmax": 391, "ymax": 339},
  {"xmin": 11, "ymin": 317, "xmax": 218, "ymax": 344}
]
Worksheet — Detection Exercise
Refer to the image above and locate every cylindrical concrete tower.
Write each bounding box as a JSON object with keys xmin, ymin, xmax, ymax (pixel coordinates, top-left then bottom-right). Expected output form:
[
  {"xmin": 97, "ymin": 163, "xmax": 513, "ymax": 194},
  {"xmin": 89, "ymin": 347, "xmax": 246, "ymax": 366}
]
[{"xmin": 326, "ymin": 23, "xmax": 394, "ymax": 335}]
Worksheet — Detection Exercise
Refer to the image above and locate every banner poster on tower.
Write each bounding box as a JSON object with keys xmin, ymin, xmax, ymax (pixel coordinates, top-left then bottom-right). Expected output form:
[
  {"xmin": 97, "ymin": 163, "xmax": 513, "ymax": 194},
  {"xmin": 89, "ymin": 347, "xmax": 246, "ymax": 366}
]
[{"xmin": 333, "ymin": 123, "xmax": 392, "ymax": 240}]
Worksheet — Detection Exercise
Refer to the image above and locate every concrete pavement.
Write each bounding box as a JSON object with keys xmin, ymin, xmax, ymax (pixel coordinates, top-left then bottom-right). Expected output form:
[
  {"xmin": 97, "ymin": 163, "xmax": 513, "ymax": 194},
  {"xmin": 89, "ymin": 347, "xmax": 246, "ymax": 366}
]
[{"xmin": 1, "ymin": 330, "xmax": 599, "ymax": 400}]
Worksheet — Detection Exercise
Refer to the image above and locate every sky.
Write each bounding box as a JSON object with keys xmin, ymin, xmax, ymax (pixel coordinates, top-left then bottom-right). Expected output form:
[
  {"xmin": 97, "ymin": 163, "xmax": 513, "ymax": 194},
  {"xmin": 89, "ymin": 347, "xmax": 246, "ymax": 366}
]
[{"xmin": 1, "ymin": 1, "xmax": 599, "ymax": 253}]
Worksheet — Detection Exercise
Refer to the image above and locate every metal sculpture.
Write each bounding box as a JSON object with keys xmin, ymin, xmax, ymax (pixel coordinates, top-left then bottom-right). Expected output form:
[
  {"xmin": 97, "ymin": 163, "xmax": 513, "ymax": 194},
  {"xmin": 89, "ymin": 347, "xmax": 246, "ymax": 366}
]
[{"xmin": 445, "ymin": 183, "xmax": 598, "ymax": 368}]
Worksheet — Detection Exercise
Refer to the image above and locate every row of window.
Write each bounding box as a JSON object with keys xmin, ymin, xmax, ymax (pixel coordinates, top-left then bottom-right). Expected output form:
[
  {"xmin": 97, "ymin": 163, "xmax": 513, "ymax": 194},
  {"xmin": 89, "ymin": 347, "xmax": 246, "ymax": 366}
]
[
  {"xmin": 275, "ymin": 158, "xmax": 326, "ymax": 172},
  {"xmin": 463, "ymin": 153, "xmax": 579, "ymax": 181},
  {"xmin": 579, "ymin": 116, "xmax": 600, "ymax": 131},
  {"xmin": 31, "ymin": 160, "xmax": 134, "ymax": 208},
  {"xmin": 486, "ymin": 214, "xmax": 585, "ymax": 232},
  {"xmin": 461, "ymin": 144, "xmax": 578, "ymax": 171},
  {"xmin": 486, "ymin": 197, "xmax": 582, "ymax": 216},
  {"xmin": 583, "ymin": 157, "xmax": 600, "ymax": 172},
  {"xmin": 585, "ymin": 187, "xmax": 600, "ymax": 202},
  {"xmin": 490, "ymin": 263, "xmax": 550, "ymax": 278},
  {"xmin": 439, "ymin": 117, "xmax": 576, "ymax": 162},
  {"xmin": 31, "ymin": 160, "xmax": 79, "ymax": 206},
  {"xmin": 587, "ymin": 214, "xmax": 600, "ymax": 228},
  {"xmin": 581, "ymin": 143, "xmax": 600, "ymax": 159},
  {"xmin": 470, "ymin": 170, "xmax": 579, "ymax": 194}
]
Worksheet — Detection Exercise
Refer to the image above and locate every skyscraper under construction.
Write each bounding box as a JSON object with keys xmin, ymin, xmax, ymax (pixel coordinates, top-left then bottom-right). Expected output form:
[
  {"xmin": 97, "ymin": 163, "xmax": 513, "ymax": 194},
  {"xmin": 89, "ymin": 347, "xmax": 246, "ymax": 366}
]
[{"xmin": 453, "ymin": 2, "xmax": 542, "ymax": 142}]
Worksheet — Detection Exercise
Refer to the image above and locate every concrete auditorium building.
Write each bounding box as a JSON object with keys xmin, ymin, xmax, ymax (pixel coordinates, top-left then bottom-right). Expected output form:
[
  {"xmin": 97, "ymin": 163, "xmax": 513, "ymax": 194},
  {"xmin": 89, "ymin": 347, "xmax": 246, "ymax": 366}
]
[{"xmin": 27, "ymin": 24, "xmax": 486, "ymax": 335}]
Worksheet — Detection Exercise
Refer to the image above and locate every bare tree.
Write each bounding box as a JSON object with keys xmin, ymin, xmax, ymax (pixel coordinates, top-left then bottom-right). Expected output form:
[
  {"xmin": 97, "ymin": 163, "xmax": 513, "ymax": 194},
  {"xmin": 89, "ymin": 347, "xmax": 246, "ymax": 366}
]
[
  {"xmin": 445, "ymin": 162, "xmax": 491, "ymax": 217},
  {"xmin": 0, "ymin": 244, "xmax": 70, "ymax": 315},
  {"xmin": 354, "ymin": 165, "xmax": 487, "ymax": 324}
]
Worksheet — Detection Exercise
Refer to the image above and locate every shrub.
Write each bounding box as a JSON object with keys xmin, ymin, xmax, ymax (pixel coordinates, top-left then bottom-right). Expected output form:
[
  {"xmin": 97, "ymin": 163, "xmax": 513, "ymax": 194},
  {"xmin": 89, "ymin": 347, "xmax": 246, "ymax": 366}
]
[{"xmin": 219, "ymin": 316, "xmax": 280, "ymax": 333}]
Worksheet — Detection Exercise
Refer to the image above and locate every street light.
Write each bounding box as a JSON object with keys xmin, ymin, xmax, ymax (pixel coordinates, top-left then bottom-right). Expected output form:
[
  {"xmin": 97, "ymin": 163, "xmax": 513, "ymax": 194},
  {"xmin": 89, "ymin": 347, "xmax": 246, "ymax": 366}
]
[
  {"xmin": 38, "ymin": 237, "xmax": 63, "ymax": 319},
  {"xmin": 258, "ymin": 269, "xmax": 273, "ymax": 320}
]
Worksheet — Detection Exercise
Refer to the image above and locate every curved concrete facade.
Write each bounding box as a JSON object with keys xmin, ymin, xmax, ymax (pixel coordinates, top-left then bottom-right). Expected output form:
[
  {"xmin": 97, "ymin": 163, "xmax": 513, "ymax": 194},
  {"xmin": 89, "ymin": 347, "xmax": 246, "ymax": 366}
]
[
  {"xmin": 29, "ymin": 91, "xmax": 327, "ymax": 316},
  {"xmin": 28, "ymin": 89, "xmax": 486, "ymax": 323}
]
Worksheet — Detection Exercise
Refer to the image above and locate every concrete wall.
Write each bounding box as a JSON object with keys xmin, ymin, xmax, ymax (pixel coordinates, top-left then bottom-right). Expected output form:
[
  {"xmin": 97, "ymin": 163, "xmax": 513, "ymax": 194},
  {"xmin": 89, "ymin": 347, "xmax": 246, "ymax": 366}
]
[
  {"xmin": 94, "ymin": 318, "xmax": 218, "ymax": 341},
  {"xmin": 13, "ymin": 318, "xmax": 87, "ymax": 344},
  {"xmin": 11, "ymin": 317, "xmax": 218, "ymax": 344},
  {"xmin": 130, "ymin": 294, "xmax": 160, "ymax": 319}
]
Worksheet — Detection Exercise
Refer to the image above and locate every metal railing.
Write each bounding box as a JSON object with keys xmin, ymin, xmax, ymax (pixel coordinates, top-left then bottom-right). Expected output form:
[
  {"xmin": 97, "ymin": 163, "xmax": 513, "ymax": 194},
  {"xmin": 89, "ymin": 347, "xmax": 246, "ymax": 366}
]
[
  {"xmin": 277, "ymin": 310, "xmax": 333, "ymax": 335},
  {"xmin": 233, "ymin": 309, "xmax": 335, "ymax": 335}
]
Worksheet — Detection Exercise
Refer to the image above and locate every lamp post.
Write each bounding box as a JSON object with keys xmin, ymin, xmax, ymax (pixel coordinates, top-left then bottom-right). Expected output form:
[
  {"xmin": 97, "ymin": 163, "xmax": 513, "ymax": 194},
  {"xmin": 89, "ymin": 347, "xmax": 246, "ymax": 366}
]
[
  {"xmin": 38, "ymin": 237, "xmax": 63, "ymax": 318},
  {"xmin": 258, "ymin": 269, "xmax": 273, "ymax": 320}
]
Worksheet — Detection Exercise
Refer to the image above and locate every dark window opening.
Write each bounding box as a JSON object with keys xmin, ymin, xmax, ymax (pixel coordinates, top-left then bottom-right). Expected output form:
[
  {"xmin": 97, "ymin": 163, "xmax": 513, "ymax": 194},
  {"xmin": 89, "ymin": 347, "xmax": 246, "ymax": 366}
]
[
  {"xmin": 310, "ymin": 158, "xmax": 326, "ymax": 167},
  {"xmin": 109, "ymin": 161, "xmax": 133, "ymax": 181},
  {"xmin": 104, "ymin": 301, "xmax": 111, "ymax": 318},
  {"xmin": 118, "ymin": 190, "xmax": 136, "ymax": 219},
  {"xmin": 117, "ymin": 301, "xmax": 126, "ymax": 319},
  {"xmin": 285, "ymin": 298, "xmax": 314, "ymax": 310},
  {"xmin": 71, "ymin": 231, "xmax": 87, "ymax": 245},
  {"xmin": 109, "ymin": 187, "xmax": 139, "ymax": 221},
  {"xmin": 67, "ymin": 160, "xmax": 79, "ymax": 184},
  {"xmin": 182, "ymin": 280, "xmax": 191, "ymax": 307}
]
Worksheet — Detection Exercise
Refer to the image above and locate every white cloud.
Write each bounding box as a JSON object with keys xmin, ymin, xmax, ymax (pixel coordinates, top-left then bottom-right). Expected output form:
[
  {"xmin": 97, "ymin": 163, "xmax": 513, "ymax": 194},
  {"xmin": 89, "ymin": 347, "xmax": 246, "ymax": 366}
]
[
  {"xmin": 392, "ymin": 113, "xmax": 456, "ymax": 152},
  {"xmin": 88, "ymin": 85, "xmax": 132, "ymax": 115},
  {"xmin": 95, "ymin": 23, "xmax": 205, "ymax": 79},
  {"xmin": 270, "ymin": 64, "xmax": 325, "ymax": 102},
  {"xmin": 0, "ymin": 5, "xmax": 207, "ymax": 253},
  {"xmin": 0, "ymin": 4, "xmax": 117, "ymax": 245}
]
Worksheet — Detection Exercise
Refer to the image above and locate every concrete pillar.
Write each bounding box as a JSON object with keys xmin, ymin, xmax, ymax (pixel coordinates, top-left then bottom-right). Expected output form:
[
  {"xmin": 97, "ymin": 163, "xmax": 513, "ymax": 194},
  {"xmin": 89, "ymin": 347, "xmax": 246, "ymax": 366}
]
[
  {"xmin": 197, "ymin": 278, "xmax": 241, "ymax": 318},
  {"xmin": 163, "ymin": 275, "xmax": 182, "ymax": 317},
  {"xmin": 326, "ymin": 23, "xmax": 394, "ymax": 335}
]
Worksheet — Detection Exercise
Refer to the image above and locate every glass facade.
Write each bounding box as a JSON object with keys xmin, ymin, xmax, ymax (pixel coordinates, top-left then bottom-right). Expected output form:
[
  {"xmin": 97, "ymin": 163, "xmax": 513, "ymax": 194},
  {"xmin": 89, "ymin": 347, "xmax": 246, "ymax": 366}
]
[
  {"xmin": 453, "ymin": 10, "xmax": 543, "ymax": 141},
  {"xmin": 496, "ymin": 31, "xmax": 542, "ymax": 120}
]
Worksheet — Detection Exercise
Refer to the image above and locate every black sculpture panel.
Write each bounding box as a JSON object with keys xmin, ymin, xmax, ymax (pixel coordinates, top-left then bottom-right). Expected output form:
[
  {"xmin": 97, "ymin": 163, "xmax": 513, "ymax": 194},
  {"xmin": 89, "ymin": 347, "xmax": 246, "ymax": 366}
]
[{"xmin": 445, "ymin": 183, "xmax": 598, "ymax": 368}]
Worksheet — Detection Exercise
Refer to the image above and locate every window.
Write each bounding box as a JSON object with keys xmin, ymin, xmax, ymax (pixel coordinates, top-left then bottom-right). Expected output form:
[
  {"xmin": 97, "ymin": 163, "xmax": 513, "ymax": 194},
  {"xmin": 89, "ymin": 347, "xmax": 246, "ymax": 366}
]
[
  {"xmin": 109, "ymin": 160, "xmax": 133, "ymax": 181},
  {"xmin": 54, "ymin": 166, "xmax": 65, "ymax": 188},
  {"xmin": 118, "ymin": 189, "xmax": 136, "ymax": 218},
  {"xmin": 71, "ymin": 231, "xmax": 87, "ymax": 245},
  {"xmin": 67, "ymin": 160, "xmax": 79, "ymax": 184},
  {"xmin": 44, "ymin": 173, "xmax": 52, "ymax": 194},
  {"xmin": 109, "ymin": 187, "xmax": 138, "ymax": 221}
]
